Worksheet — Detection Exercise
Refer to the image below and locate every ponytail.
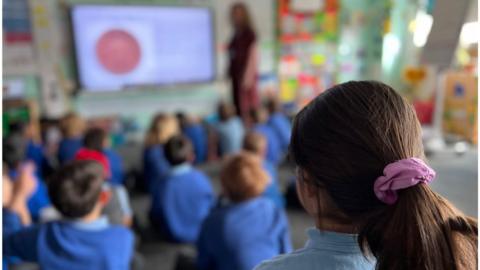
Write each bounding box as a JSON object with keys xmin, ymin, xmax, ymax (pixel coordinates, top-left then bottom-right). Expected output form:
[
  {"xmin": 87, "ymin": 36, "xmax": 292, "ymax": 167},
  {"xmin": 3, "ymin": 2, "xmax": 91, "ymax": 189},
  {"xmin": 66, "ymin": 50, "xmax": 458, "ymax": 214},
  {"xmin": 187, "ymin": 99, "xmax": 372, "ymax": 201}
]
[{"xmin": 359, "ymin": 185, "xmax": 477, "ymax": 270}]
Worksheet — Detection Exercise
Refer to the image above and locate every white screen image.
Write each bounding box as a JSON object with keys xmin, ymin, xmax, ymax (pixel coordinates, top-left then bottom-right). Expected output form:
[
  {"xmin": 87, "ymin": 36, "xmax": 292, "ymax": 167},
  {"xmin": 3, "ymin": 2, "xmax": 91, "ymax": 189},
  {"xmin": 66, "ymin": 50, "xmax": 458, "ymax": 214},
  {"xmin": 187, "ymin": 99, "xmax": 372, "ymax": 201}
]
[{"xmin": 71, "ymin": 5, "xmax": 215, "ymax": 91}]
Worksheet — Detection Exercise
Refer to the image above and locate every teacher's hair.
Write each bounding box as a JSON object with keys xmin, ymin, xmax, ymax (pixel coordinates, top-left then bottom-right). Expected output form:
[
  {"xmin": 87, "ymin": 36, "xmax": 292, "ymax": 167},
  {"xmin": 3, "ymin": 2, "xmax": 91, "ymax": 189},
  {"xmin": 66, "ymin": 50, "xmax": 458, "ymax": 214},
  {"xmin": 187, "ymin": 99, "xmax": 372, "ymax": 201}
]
[
  {"xmin": 230, "ymin": 2, "xmax": 254, "ymax": 31},
  {"xmin": 290, "ymin": 81, "xmax": 477, "ymax": 270}
]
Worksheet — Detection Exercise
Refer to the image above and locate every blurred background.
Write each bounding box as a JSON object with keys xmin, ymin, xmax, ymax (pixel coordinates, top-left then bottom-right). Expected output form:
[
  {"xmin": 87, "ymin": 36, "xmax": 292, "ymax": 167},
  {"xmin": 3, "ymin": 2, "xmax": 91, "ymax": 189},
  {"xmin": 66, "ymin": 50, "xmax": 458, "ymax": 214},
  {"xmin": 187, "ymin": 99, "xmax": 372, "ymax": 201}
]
[{"xmin": 3, "ymin": 0, "xmax": 478, "ymax": 269}]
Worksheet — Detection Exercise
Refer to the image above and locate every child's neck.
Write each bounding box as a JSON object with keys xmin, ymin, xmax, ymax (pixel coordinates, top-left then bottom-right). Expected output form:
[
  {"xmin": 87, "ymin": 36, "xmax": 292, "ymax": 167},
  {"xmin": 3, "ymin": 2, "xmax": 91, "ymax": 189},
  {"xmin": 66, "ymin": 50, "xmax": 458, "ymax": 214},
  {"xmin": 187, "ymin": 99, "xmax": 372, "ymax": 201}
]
[
  {"xmin": 315, "ymin": 216, "xmax": 357, "ymax": 234},
  {"xmin": 81, "ymin": 205, "xmax": 102, "ymax": 223}
]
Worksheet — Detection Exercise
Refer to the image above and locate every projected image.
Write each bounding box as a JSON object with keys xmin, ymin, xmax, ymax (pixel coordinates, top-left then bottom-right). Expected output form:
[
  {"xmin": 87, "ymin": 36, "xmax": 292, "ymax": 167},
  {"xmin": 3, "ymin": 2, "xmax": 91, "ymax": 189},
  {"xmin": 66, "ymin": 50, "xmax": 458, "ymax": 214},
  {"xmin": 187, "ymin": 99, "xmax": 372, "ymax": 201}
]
[{"xmin": 72, "ymin": 6, "xmax": 215, "ymax": 91}]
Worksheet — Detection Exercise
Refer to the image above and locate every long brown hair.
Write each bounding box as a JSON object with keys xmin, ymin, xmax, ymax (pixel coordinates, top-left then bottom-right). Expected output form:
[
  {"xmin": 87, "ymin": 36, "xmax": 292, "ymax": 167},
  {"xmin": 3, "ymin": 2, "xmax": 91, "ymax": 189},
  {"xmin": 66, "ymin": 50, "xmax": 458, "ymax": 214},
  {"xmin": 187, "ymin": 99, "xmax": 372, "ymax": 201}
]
[
  {"xmin": 290, "ymin": 81, "xmax": 477, "ymax": 270},
  {"xmin": 144, "ymin": 113, "xmax": 179, "ymax": 147},
  {"xmin": 230, "ymin": 2, "xmax": 254, "ymax": 32}
]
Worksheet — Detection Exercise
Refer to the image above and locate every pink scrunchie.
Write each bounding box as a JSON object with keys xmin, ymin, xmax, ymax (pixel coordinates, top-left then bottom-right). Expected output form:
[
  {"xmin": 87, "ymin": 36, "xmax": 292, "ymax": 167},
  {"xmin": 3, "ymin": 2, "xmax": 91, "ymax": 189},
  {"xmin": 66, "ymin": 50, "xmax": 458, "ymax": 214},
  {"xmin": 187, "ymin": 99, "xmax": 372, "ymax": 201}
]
[{"xmin": 374, "ymin": 158, "xmax": 436, "ymax": 204}]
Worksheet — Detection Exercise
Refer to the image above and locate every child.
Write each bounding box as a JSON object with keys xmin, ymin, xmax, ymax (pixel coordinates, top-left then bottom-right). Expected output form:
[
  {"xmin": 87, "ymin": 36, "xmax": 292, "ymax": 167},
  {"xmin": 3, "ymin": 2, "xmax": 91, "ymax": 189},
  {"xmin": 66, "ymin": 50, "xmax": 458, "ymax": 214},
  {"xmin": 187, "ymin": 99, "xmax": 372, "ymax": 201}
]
[
  {"xmin": 243, "ymin": 131, "xmax": 285, "ymax": 208},
  {"xmin": 215, "ymin": 102, "xmax": 245, "ymax": 156},
  {"xmin": 143, "ymin": 113, "xmax": 180, "ymax": 192},
  {"xmin": 197, "ymin": 152, "xmax": 292, "ymax": 270},
  {"xmin": 176, "ymin": 112, "xmax": 208, "ymax": 164},
  {"xmin": 3, "ymin": 160, "xmax": 135, "ymax": 269},
  {"xmin": 250, "ymin": 107, "xmax": 282, "ymax": 165},
  {"xmin": 3, "ymin": 132, "xmax": 51, "ymax": 221},
  {"xmin": 255, "ymin": 81, "xmax": 477, "ymax": 270},
  {"xmin": 75, "ymin": 127, "xmax": 132, "ymax": 226},
  {"xmin": 265, "ymin": 98, "xmax": 291, "ymax": 153},
  {"xmin": 150, "ymin": 135, "xmax": 214, "ymax": 243},
  {"xmin": 58, "ymin": 112, "xmax": 85, "ymax": 164}
]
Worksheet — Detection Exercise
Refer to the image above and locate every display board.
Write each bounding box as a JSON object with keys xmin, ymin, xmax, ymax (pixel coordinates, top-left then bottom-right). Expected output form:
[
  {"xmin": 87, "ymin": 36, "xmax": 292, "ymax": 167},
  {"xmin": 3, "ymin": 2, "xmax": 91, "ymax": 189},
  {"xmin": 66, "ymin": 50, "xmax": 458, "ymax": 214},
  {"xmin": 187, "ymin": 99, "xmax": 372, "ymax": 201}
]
[{"xmin": 71, "ymin": 5, "xmax": 215, "ymax": 91}]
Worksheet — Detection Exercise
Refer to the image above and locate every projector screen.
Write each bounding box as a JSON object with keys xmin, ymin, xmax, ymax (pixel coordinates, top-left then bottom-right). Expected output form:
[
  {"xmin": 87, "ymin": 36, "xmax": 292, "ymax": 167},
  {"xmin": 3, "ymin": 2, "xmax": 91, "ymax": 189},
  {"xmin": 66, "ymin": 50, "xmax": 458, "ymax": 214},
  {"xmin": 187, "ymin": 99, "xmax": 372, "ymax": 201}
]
[{"xmin": 71, "ymin": 5, "xmax": 215, "ymax": 91}]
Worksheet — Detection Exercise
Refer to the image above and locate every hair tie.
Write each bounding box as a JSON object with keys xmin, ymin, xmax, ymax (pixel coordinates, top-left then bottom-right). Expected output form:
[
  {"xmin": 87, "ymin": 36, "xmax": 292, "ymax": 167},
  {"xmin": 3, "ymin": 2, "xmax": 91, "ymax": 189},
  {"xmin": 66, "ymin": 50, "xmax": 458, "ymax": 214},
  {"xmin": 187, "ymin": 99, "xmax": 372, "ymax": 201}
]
[{"xmin": 374, "ymin": 158, "xmax": 436, "ymax": 204}]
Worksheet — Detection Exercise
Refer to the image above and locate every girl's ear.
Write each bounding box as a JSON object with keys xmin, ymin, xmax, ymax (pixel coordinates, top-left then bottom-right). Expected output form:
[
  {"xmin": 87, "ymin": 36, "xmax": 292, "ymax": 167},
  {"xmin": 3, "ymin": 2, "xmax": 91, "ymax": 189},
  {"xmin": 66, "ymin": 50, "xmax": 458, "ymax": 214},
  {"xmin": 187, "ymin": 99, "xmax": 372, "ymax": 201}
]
[{"xmin": 99, "ymin": 189, "xmax": 111, "ymax": 206}]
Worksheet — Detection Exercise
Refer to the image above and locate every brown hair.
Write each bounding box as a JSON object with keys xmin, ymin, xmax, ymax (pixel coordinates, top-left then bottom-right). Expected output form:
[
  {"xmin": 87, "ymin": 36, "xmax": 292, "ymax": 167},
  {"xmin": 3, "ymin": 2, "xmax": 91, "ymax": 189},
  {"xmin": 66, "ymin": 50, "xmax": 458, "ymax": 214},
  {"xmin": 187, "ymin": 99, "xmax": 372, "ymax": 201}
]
[
  {"xmin": 83, "ymin": 127, "xmax": 106, "ymax": 152},
  {"xmin": 144, "ymin": 113, "xmax": 179, "ymax": 147},
  {"xmin": 60, "ymin": 112, "xmax": 85, "ymax": 138},
  {"xmin": 250, "ymin": 107, "xmax": 269, "ymax": 124},
  {"xmin": 220, "ymin": 152, "xmax": 269, "ymax": 203},
  {"xmin": 290, "ymin": 81, "xmax": 477, "ymax": 270},
  {"xmin": 243, "ymin": 131, "xmax": 266, "ymax": 155},
  {"xmin": 230, "ymin": 2, "xmax": 254, "ymax": 31},
  {"xmin": 218, "ymin": 102, "xmax": 236, "ymax": 121}
]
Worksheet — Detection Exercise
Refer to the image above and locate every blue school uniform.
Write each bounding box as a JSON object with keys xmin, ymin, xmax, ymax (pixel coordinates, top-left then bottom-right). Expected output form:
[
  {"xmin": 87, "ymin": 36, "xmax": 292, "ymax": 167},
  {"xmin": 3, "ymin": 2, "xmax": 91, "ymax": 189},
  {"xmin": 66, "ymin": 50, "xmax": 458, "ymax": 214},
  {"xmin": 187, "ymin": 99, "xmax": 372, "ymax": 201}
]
[
  {"xmin": 150, "ymin": 164, "xmax": 214, "ymax": 243},
  {"xmin": 3, "ymin": 209, "xmax": 23, "ymax": 270},
  {"xmin": 216, "ymin": 117, "xmax": 245, "ymax": 156},
  {"xmin": 183, "ymin": 123, "xmax": 208, "ymax": 164},
  {"xmin": 263, "ymin": 161, "xmax": 285, "ymax": 208},
  {"xmin": 268, "ymin": 112, "xmax": 291, "ymax": 152},
  {"xmin": 9, "ymin": 169, "xmax": 50, "ymax": 221},
  {"xmin": 26, "ymin": 141, "xmax": 47, "ymax": 176},
  {"xmin": 143, "ymin": 145, "xmax": 170, "ymax": 193},
  {"xmin": 197, "ymin": 197, "xmax": 292, "ymax": 270},
  {"xmin": 3, "ymin": 216, "xmax": 134, "ymax": 270},
  {"xmin": 253, "ymin": 124, "xmax": 282, "ymax": 165},
  {"xmin": 104, "ymin": 149, "xmax": 125, "ymax": 186},
  {"xmin": 254, "ymin": 228, "xmax": 375, "ymax": 270},
  {"xmin": 57, "ymin": 137, "xmax": 83, "ymax": 164}
]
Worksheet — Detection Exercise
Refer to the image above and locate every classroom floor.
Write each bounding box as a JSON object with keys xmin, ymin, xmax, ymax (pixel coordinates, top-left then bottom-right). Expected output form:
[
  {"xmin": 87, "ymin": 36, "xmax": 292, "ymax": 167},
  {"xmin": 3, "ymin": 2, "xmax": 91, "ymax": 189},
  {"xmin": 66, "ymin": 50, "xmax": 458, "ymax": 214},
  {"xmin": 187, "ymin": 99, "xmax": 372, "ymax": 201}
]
[{"xmin": 128, "ymin": 147, "xmax": 477, "ymax": 270}]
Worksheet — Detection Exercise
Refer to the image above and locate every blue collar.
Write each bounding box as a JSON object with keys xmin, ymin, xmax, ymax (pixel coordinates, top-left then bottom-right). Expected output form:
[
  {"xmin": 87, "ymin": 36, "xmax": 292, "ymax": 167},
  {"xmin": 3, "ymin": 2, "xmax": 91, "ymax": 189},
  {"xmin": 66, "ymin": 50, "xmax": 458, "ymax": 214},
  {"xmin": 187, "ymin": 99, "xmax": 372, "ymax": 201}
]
[
  {"xmin": 170, "ymin": 163, "xmax": 192, "ymax": 176},
  {"xmin": 71, "ymin": 216, "xmax": 109, "ymax": 231},
  {"xmin": 305, "ymin": 228, "xmax": 363, "ymax": 254}
]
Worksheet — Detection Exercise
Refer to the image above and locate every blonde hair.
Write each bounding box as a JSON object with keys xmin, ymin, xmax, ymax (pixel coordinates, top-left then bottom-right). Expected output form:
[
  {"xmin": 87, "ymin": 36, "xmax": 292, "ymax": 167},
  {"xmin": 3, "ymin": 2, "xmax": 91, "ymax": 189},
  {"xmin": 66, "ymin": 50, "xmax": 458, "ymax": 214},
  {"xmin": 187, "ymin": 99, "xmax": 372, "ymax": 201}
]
[
  {"xmin": 243, "ymin": 131, "xmax": 266, "ymax": 155},
  {"xmin": 145, "ymin": 113, "xmax": 180, "ymax": 146},
  {"xmin": 220, "ymin": 152, "xmax": 269, "ymax": 202},
  {"xmin": 60, "ymin": 112, "xmax": 85, "ymax": 138}
]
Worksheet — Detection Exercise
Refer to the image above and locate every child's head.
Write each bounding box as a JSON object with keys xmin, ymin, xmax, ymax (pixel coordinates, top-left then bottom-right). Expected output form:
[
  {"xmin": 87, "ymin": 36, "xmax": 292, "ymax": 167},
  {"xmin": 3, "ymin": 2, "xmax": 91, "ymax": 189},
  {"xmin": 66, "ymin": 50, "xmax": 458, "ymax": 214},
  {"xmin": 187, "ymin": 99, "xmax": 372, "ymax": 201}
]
[
  {"xmin": 290, "ymin": 81, "xmax": 477, "ymax": 269},
  {"xmin": 250, "ymin": 107, "xmax": 269, "ymax": 124},
  {"xmin": 60, "ymin": 112, "xmax": 85, "ymax": 138},
  {"xmin": 265, "ymin": 97, "xmax": 282, "ymax": 114},
  {"xmin": 3, "ymin": 131, "xmax": 27, "ymax": 170},
  {"xmin": 145, "ymin": 113, "xmax": 179, "ymax": 146},
  {"xmin": 165, "ymin": 135, "xmax": 194, "ymax": 166},
  {"xmin": 218, "ymin": 102, "xmax": 236, "ymax": 121},
  {"xmin": 243, "ymin": 131, "xmax": 267, "ymax": 158},
  {"xmin": 48, "ymin": 160, "xmax": 109, "ymax": 219},
  {"xmin": 220, "ymin": 152, "xmax": 269, "ymax": 203},
  {"xmin": 83, "ymin": 127, "xmax": 107, "ymax": 152}
]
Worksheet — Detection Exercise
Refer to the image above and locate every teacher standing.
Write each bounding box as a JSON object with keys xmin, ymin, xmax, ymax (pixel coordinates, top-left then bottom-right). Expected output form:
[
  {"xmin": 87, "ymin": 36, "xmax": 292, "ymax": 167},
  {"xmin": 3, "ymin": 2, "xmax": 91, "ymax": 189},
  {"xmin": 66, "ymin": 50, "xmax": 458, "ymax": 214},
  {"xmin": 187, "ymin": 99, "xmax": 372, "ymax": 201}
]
[{"xmin": 228, "ymin": 2, "xmax": 259, "ymax": 123}]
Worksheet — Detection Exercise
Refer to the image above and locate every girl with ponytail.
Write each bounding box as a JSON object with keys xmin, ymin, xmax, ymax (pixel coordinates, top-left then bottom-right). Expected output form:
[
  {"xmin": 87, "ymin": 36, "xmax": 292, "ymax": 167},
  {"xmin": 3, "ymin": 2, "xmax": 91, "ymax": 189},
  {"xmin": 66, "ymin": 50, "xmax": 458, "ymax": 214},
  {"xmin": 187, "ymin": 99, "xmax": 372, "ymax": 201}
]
[{"xmin": 255, "ymin": 81, "xmax": 477, "ymax": 270}]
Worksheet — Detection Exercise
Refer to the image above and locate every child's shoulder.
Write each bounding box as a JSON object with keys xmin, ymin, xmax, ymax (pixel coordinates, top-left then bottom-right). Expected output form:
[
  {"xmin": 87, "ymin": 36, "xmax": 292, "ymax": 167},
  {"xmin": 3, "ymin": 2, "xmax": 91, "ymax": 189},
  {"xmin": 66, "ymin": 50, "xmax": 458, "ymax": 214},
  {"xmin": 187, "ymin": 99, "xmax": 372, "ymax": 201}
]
[{"xmin": 254, "ymin": 248, "xmax": 330, "ymax": 270}]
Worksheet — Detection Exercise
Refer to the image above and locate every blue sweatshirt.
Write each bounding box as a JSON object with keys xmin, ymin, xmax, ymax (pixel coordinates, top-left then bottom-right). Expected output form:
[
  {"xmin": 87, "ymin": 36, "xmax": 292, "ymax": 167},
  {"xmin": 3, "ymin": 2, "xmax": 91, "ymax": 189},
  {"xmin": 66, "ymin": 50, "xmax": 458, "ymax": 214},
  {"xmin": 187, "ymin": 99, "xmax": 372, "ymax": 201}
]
[
  {"xmin": 3, "ymin": 209, "xmax": 23, "ymax": 270},
  {"xmin": 216, "ymin": 117, "xmax": 245, "ymax": 156},
  {"xmin": 3, "ymin": 216, "xmax": 134, "ymax": 270},
  {"xmin": 253, "ymin": 124, "xmax": 282, "ymax": 165},
  {"xmin": 104, "ymin": 149, "xmax": 125, "ymax": 186},
  {"xmin": 263, "ymin": 161, "xmax": 285, "ymax": 208},
  {"xmin": 143, "ymin": 145, "xmax": 171, "ymax": 193},
  {"xmin": 197, "ymin": 197, "xmax": 292, "ymax": 270},
  {"xmin": 150, "ymin": 164, "xmax": 214, "ymax": 243},
  {"xmin": 268, "ymin": 113, "xmax": 291, "ymax": 152},
  {"xmin": 26, "ymin": 141, "xmax": 47, "ymax": 177},
  {"xmin": 183, "ymin": 124, "xmax": 208, "ymax": 164},
  {"xmin": 9, "ymin": 169, "xmax": 50, "ymax": 221},
  {"xmin": 57, "ymin": 137, "xmax": 83, "ymax": 164}
]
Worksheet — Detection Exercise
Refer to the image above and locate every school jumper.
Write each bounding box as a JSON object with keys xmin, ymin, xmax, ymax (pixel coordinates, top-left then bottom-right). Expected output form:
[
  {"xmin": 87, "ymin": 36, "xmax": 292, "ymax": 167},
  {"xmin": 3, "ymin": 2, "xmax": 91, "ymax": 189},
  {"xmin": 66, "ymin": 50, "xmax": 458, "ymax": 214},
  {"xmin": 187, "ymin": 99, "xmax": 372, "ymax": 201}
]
[
  {"xmin": 3, "ymin": 216, "xmax": 134, "ymax": 270},
  {"xmin": 216, "ymin": 117, "xmax": 245, "ymax": 156},
  {"xmin": 3, "ymin": 209, "xmax": 23, "ymax": 270},
  {"xmin": 150, "ymin": 164, "xmax": 214, "ymax": 243},
  {"xmin": 143, "ymin": 145, "xmax": 170, "ymax": 193},
  {"xmin": 183, "ymin": 123, "xmax": 208, "ymax": 164},
  {"xmin": 263, "ymin": 160, "xmax": 285, "ymax": 208},
  {"xmin": 268, "ymin": 112, "xmax": 292, "ymax": 152},
  {"xmin": 104, "ymin": 149, "xmax": 125, "ymax": 186},
  {"xmin": 197, "ymin": 197, "xmax": 292, "ymax": 270},
  {"xmin": 57, "ymin": 137, "xmax": 83, "ymax": 164},
  {"xmin": 254, "ymin": 228, "xmax": 375, "ymax": 270},
  {"xmin": 253, "ymin": 124, "xmax": 282, "ymax": 165}
]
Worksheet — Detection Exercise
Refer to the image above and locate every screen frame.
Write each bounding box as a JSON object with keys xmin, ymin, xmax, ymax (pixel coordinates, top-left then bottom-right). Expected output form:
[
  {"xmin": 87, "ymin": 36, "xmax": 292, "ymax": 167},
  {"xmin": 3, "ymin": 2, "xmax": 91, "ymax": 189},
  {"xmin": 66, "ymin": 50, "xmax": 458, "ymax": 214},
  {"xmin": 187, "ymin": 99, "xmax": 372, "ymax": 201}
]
[{"xmin": 69, "ymin": 4, "xmax": 217, "ymax": 93}]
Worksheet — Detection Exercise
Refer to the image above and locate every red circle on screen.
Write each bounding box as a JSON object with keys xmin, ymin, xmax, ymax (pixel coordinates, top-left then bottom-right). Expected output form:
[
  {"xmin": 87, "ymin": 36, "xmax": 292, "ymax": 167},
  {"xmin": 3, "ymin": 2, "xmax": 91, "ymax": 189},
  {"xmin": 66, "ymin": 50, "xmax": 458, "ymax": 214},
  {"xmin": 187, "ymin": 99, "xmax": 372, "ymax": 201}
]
[{"xmin": 95, "ymin": 29, "xmax": 141, "ymax": 74}]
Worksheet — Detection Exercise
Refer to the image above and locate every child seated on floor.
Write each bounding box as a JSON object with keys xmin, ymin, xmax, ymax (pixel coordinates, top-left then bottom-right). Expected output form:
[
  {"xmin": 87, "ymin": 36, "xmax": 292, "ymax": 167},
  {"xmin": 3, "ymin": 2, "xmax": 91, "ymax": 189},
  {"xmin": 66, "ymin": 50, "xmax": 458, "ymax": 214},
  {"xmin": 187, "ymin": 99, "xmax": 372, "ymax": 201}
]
[
  {"xmin": 3, "ymin": 160, "xmax": 135, "ymax": 270},
  {"xmin": 150, "ymin": 135, "xmax": 214, "ymax": 243},
  {"xmin": 197, "ymin": 152, "xmax": 292, "ymax": 270},
  {"xmin": 215, "ymin": 102, "xmax": 245, "ymax": 156},
  {"xmin": 74, "ymin": 127, "xmax": 132, "ymax": 227},
  {"xmin": 176, "ymin": 112, "xmax": 208, "ymax": 164},
  {"xmin": 58, "ymin": 112, "xmax": 85, "ymax": 165},
  {"xmin": 265, "ymin": 98, "xmax": 291, "ymax": 153},
  {"xmin": 250, "ymin": 107, "xmax": 282, "ymax": 165},
  {"xmin": 3, "ymin": 132, "xmax": 51, "ymax": 221},
  {"xmin": 243, "ymin": 131, "xmax": 285, "ymax": 208},
  {"xmin": 143, "ymin": 113, "xmax": 180, "ymax": 193}
]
